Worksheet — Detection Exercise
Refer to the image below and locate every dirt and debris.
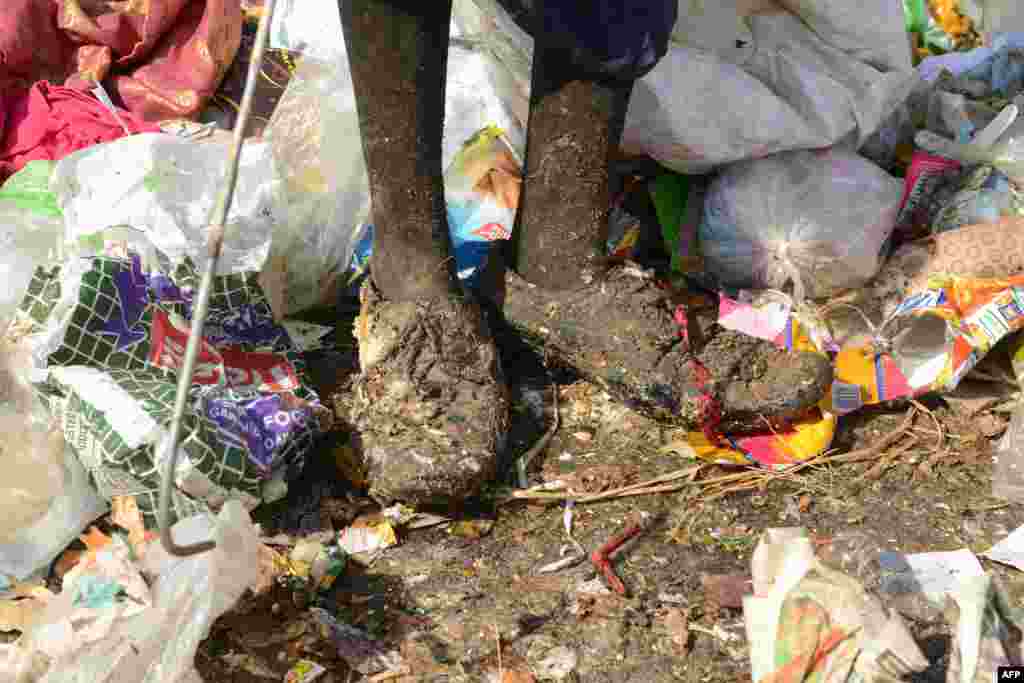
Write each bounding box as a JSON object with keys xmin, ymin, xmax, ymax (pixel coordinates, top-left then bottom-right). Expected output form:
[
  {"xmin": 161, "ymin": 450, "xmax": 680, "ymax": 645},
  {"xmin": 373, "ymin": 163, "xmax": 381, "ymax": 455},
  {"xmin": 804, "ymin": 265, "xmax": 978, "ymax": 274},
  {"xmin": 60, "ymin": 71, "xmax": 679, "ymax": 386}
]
[{"xmin": 159, "ymin": 322, "xmax": 1024, "ymax": 683}]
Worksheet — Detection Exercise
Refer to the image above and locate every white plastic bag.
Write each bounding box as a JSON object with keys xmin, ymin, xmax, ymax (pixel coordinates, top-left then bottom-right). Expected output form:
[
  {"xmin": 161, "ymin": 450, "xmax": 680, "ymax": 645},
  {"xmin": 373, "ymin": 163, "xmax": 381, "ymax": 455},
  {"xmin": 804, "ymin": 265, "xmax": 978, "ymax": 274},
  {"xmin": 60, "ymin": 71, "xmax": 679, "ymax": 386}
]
[
  {"xmin": 0, "ymin": 340, "xmax": 107, "ymax": 581},
  {"xmin": 454, "ymin": 0, "xmax": 917, "ymax": 174},
  {"xmin": 52, "ymin": 132, "xmax": 282, "ymax": 277},
  {"xmin": 0, "ymin": 501, "xmax": 261, "ymax": 683},
  {"xmin": 699, "ymin": 148, "xmax": 903, "ymax": 300}
]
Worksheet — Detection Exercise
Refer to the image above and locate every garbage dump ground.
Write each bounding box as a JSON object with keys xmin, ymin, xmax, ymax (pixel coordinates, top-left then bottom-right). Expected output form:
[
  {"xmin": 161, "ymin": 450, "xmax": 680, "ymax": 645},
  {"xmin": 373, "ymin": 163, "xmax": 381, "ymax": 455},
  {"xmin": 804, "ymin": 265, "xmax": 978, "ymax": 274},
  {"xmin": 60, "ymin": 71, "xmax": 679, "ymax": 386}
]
[{"xmin": 194, "ymin": 335, "xmax": 1024, "ymax": 683}]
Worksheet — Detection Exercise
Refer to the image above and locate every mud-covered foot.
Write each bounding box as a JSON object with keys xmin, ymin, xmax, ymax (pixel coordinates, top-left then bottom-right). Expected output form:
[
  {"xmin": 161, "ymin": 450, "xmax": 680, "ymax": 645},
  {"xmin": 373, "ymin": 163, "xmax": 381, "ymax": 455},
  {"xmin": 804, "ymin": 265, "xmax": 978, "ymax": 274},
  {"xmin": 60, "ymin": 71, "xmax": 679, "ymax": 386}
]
[
  {"xmin": 503, "ymin": 266, "xmax": 832, "ymax": 433},
  {"xmin": 349, "ymin": 281, "xmax": 509, "ymax": 506}
]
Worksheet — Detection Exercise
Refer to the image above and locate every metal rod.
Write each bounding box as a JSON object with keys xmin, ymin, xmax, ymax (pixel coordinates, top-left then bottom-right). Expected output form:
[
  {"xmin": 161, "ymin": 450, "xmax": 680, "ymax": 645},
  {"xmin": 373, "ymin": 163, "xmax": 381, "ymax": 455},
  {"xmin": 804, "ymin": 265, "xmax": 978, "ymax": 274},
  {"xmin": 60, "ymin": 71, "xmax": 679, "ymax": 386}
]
[{"xmin": 159, "ymin": 0, "xmax": 279, "ymax": 557}]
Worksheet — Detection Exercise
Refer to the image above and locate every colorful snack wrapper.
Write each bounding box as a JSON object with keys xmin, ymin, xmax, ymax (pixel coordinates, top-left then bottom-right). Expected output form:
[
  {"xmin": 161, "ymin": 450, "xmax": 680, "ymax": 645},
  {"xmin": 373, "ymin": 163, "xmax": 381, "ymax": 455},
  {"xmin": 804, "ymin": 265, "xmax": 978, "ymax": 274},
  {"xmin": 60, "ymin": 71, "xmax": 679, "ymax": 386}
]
[
  {"xmin": 13, "ymin": 252, "xmax": 330, "ymax": 526},
  {"xmin": 825, "ymin": 275, "xmax": 1024, "ymax": 414}
]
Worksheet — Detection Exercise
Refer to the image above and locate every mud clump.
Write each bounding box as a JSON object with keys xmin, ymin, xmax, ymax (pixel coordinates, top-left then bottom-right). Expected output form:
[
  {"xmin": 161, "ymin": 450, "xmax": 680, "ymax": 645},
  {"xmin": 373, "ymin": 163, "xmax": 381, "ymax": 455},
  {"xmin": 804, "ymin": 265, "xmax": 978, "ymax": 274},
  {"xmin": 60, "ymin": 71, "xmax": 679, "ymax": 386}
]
[
  {"xmin": 697, "ymin": 329, "xmax": 833, "ymax": 433},
  {"xmin": 503, "ymin": 270, "xmax": 832, "ymax": 432},
  {"xmin": 349, "ymin": 282, "xmax": 509, "ymax": 506}
]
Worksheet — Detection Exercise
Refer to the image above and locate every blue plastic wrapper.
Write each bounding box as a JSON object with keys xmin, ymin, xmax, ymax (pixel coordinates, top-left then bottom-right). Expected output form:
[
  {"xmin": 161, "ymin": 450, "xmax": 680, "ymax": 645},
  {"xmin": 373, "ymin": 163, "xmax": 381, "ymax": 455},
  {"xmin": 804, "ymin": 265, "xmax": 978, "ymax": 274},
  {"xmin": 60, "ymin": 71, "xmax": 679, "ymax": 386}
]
[{"xmin": 345, "ymin": 127, "xmax": 520, "ymax": 296}]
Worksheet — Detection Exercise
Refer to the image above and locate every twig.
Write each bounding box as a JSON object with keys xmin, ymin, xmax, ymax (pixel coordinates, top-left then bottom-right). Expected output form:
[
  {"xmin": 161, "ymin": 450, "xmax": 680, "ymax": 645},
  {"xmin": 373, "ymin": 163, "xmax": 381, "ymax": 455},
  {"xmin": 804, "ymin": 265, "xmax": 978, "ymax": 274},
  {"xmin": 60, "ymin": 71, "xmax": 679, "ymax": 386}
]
[
  {"xmin": 367, "ymin": 671, "xmax": 408, "ymax": 682},
  {"xmin": 911, "ymin": 399, "xmax": 946, "ymax": 479},
  {"xmin": 688, "ymin": 622, "xmax": 742, "ymax": 644},
  {"xmin": 517, "ymin": 382, "xmax": 560, "ymax": 488},
  {"xmin": 698, "ymin": 410, "xmax": 918, "ymax": 500},
  {"xmin": 960, "ymin": 501, "xmax": 1012, "ymax": 512},
  {"xmin": 819, "ymin": 410, "xmax": 917, "ymax": 464},
  {"xmin": 507, "ymin": 465, "xmax": 702, "ymax": 504},
  {"xmin": 495, "ymin": 625, "xmax": 503, "ymax": 681},
  {"xmin": 861, "ymin": 435, "xmax": 919, "ymax": 480}
]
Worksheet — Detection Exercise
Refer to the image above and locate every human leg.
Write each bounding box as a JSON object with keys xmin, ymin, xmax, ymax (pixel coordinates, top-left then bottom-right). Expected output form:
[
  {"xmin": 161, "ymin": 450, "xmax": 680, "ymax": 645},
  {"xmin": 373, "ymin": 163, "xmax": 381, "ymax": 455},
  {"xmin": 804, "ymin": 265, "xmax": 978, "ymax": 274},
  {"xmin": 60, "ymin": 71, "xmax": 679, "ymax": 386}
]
[
  {"xmin": 503, "ymin": 0, "xmax": 833, "ymax": 432},
  {"xmin": 340, "ymin": 0, "xmax": 508, "ymax": 505}
]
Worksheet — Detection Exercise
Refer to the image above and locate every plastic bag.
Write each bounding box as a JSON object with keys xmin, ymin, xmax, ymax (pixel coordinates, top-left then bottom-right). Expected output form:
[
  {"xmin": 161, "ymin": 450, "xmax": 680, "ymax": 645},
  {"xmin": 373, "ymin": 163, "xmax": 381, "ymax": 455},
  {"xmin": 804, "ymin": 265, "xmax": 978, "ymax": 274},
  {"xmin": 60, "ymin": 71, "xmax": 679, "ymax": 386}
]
[
  {"xmin": 260, "ymin": 0, "xmax": 527, "ymax": 318},
  {"xmin": 0, "ymin": 339, "xmax": 107, "ymax": 580},
  {"xmin": 994, "ymin": 401, "xmax": 1024, "ymax": 502},
  {"xmin": 0, "ymin": 161, "xmax": 64, "ymax": 328},
  {"xmin": 980, "ymin": 0, "xmax": 1024, "ymax": 40},
  {"xmin": 744, "ymin": 527, "xmax": 928, "ymax": 683},
  {"xmin": 454, "ymin": 0, "xmax": 917, "ymax": 173},
  {"xmin": 262, "ymin": 54, "xmax": 371, "ymax": 318},
  {"xmin": 52, "ymin": 132, "xmax": 282, "ymax": 278},
  {"xmin": 0, "ymin": 500, "xmax": 261, "ymax": 683},
  {"xmin": 699, "ymin": 148, "xmax": 903, "ymax": 301},
  {"xmin": 339, "ymin": 126, "xmax": 522, "ymax": 296},
  {"xmin": 10, "ymin": 248, "xmax": 330, "ymax": 526},
  {"xmin": 826, "ymin": 274, "xmax": 1024, "ymax": 415}
]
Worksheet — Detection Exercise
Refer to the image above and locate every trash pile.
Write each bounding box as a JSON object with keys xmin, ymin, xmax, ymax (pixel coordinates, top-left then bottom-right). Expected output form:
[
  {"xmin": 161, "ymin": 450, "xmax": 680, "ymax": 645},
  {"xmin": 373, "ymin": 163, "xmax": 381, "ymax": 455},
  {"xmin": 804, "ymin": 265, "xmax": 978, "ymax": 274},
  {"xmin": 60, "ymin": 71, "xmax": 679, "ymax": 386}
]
[{"xmin": 4, "ymin": 0, "xmax": 1024, "ymax": 680}]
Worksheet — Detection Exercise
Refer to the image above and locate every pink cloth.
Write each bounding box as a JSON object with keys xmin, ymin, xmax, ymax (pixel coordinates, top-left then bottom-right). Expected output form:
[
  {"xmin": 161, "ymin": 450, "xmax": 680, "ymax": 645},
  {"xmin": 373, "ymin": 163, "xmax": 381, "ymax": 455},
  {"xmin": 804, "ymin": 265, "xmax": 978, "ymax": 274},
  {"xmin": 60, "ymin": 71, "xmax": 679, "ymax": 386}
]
[{"xmin": 0, "ymin": 81, "xmax": 161, "ymax": 182}]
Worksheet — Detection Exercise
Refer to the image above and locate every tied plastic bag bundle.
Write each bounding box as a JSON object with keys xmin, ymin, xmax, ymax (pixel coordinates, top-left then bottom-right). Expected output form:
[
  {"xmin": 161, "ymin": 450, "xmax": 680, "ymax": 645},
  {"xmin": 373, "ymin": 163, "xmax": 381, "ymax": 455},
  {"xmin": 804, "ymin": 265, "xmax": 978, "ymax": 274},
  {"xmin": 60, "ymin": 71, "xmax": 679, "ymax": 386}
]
[
  {"xmin": 0, "ymin": 337, "xmax": 106, "ymax": 580},
  {"xmin": 699, "ymin": 148, "xmax": 903, "ymax": 301}
]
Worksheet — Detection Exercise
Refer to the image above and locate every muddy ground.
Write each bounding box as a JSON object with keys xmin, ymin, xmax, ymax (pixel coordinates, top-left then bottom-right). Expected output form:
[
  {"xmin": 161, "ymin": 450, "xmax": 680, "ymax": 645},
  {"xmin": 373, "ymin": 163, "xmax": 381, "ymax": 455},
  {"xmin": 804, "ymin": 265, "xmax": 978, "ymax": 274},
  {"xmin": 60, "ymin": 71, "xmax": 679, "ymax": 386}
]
[{"xmin": 192, "ymin": 308, "xmax": 1024, "ymax": 683}]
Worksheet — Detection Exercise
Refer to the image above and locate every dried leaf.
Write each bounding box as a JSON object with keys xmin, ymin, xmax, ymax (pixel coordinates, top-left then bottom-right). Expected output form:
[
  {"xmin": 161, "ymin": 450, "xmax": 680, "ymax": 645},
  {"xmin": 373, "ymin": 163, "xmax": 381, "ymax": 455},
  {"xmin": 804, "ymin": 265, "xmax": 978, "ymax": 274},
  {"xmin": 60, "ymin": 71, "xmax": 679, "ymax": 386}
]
[
  {"xmin": 977, "ymin": 413, "xmax": 1008, "ymax": 439},
  {"xmin": 701, "ymin": 573, "xmax": 752, "ymax": 610},
  {"xmin": 798, "ymin": 494, "xmax": 812, "ymax": 513},
  {"xmin": 255, "ymin": 544, "xmax": 288, "ymax": 595},
  {"xmin": 501, "ymin": 670, "xmax": 537, "ymax": 683},
  {"xmin": 54, "ymin": 549, "xmax": 84, "ymax": 579},
  {"xmin": 80, "ymin": 526, "xmax": 112, "ymax": 552}
]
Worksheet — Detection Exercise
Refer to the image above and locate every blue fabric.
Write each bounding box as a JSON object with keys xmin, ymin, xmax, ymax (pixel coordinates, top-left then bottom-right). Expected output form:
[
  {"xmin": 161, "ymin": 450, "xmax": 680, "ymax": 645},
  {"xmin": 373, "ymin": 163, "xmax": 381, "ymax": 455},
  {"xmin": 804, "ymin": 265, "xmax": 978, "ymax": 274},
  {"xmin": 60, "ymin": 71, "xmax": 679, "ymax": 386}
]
[{"xmin": 530, "ymin": 0, "xmax": 678, "ymax": 81}]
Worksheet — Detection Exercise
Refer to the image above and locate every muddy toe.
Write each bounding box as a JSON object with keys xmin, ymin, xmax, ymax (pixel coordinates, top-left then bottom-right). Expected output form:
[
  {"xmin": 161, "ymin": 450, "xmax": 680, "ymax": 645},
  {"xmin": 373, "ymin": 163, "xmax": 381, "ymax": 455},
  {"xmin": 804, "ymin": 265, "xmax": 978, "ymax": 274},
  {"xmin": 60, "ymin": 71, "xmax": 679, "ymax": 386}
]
[
  {"xmin": 350, "ymin": 282, "xmax": 509, "ymax": 506},
  {"xmin": 503, "ymin": 267, "xmax": 832, "ymax": 432}
]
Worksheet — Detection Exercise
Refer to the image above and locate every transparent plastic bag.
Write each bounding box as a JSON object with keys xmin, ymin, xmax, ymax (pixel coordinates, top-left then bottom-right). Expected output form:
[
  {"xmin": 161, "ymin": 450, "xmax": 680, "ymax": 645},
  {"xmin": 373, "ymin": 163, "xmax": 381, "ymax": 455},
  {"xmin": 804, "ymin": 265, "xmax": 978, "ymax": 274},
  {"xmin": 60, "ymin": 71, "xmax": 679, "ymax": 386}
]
[
  {"xmin": 916, "ymin": 97, "xmax": 1024, "ymax": 182},
  {"xmin": 699, "ymin": 148, "xmax": 903, "ymax": 300},
  {"xmin": 261, "ymin": 2, "xmax": 527, "ymax": 318},
  {"xmin": 262, "ymin": 53, "xmax": 371, "ymax": 318},
  {"xmin": 0, "ymin": 340, "xmax": 107, "ymax": 580},
  {"xmin": 0, "ymin": 501, "xmax": 261, "ymax": 683}
]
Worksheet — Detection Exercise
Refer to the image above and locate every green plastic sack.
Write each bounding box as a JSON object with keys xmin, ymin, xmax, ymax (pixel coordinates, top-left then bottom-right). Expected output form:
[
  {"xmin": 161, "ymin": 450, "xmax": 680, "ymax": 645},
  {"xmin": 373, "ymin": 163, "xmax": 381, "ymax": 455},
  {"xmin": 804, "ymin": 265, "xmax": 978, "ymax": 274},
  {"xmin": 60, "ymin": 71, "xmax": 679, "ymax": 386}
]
[{"xmin": 650, "ymin": 173, "xmax": 706, "ymax": 275}]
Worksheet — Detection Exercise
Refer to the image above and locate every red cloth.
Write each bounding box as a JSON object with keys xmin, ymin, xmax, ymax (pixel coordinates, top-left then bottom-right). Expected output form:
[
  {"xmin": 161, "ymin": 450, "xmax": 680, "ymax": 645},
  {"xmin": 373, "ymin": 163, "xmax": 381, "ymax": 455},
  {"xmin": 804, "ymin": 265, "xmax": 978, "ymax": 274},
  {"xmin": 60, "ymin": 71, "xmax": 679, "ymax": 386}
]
[
  {"xmin": 0, "ymin": 0, "xmax": 242, "ymax": 123},
  {"xmin": 0, "ymin": 82, "xmax": 161, "ymax": 182}
]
